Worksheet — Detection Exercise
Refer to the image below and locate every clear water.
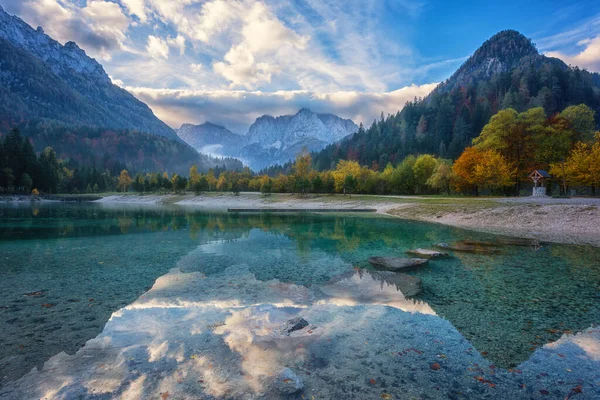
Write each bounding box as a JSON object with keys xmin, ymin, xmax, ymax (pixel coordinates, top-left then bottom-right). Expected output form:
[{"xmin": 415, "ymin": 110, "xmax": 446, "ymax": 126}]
[{"xmin": 1, "ymin": 203, "xmax": 599, "ymax": 399}]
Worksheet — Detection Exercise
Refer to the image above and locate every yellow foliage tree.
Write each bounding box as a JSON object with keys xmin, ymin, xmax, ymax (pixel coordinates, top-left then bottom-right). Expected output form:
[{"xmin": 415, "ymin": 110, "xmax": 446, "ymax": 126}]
[
  {"xmin": 332, "ymin": 160, "xmax": 361, "ymax": 193},
  {"xmin": 551, "ymin": 140, "xmax": 600, "ymax": 192},
  {"xmin": 453, "ymin": 147, "xmax": 512, "ymax": 195},
  {"xmin": 118, "ymin": 170, "xmax": 132, "ymax": 192}
]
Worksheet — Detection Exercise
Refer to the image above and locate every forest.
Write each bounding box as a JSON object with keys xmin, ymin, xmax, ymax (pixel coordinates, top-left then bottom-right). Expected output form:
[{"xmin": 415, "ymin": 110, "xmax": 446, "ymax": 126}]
[{"xmin": 1, "ymin": 104, "xmax": 597, "ymax": 197}]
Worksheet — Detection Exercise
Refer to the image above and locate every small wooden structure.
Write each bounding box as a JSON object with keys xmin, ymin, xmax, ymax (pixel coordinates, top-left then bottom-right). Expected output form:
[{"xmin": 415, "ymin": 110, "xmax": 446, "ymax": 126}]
[{"xmin": 528, "ymin": 170, "xmax": 550, "ymax": 197}]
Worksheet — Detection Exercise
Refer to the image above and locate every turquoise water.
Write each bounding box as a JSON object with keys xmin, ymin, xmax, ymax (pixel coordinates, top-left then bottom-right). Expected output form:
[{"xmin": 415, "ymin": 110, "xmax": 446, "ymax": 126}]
[{"xmin": 0, "ymin": 203, "xmax": 599, "ymax": 399}]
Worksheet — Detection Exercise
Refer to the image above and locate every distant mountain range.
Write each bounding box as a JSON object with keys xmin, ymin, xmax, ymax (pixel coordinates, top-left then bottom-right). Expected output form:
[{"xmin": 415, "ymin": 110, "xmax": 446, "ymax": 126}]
[
  {"xmin": 0, "ymin": 6, "xmax": 242, "ymax": 173},
  {"xmin": 312, "ymin": 30, "xmax": 600, "ymax": 170},
  {"xmin": 177, "ymin": 109, "xmax": 358, "ymax": 170}
]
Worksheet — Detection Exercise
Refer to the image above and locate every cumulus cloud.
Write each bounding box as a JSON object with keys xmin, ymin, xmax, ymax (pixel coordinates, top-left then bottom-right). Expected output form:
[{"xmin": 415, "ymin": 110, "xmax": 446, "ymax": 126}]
[
  {"xmin": 1, "ymin": 0, "xmax": 129, "ymax": 60},
  {"xmin": 546, "ymin": 36, "xmax": 600, "ymax": 72},
  {"xmin": 147, "ymin": 35, "xmax": 169, "ymax": 60},
  {"xmin": 126, "ymin": 83, "xmax": 438, "ymax": 133}
]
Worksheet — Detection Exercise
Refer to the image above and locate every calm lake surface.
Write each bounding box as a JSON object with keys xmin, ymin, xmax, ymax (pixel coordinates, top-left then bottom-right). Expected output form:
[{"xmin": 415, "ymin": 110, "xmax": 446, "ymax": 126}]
[{"xmin": 0, "ymin": 202, "xmax": 599, "ymax": 399}]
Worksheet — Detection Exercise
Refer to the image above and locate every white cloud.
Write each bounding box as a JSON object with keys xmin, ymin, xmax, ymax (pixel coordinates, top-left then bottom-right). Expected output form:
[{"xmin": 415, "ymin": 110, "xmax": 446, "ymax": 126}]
[
  {"xmin": 126, "ymin": 83, "xmax": 438, "ymax": 132},
  {"xmin": 167, "ymin": 34, "xmax": 186, "ymax": 55},
  {"xmin": 190, "ymin": 63, "xmax": 203, "ymax": 73},
  {"xmin": 121, "ymin": 0, "xmax": 147, "ymax": 23},
  {"xmin": 146, "ymin": 35, "xmax": 169, "ymax": 60},
  {"xmin": 545, "ymin": 36, "xmax": 600, "ymax": 72}
]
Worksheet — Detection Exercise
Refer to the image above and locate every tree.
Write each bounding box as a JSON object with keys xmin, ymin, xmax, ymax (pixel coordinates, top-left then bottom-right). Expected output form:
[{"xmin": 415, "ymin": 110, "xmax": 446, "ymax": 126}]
[
  {"xmin": 332, "ymin": 160, "xmax": 361, "ymax": 193},
  {"xmin": 117, "ymin": 170, "xmax": 132, "ymax": 192},
  {"xmin": 292, "ymin": 149, "xmax": 312, "ymax": 195},
  {"xmin": 171, "ymin": 174, "xmax": 187, "ymax": 193},
  {"xmin": 427, "ymin": 159, "xmax": 453, "ymax": 194},
  {"xmin": 560, "ymin": 104, "xmax": 596, "ymax": 143},
  {"xmin": 453, "ymin": 147, "xmax": 512, "ymax": 195},
  {"xmin": 552, "ymin": 139, "xmax": 600, "ymax": 194},
  {"xmin": 260, "ymin": 176, "xmax": 273, "ymax": 195},
  {"xmin": 413, "ymin": 155, "xmax": 438, "ymax": 194},
  {"xmin": 473, "ymin": 107, "xmax": 543, "ymax": 192},
  {"xmin": 311, "ymin": 174, "xmax": 324, "ymax": 193},
  {"xmin": 38, "ymin": 147, "xmax": 60, "ymax": 193},
  {"xmin": 0, "ymin": 168, "xmax": 15, "ymax": 192},
  {"xmin": 343, "ymin": 174, "xmax": 356, "ymax": 196},
  {"xmin": 20, "ymin": 173, "xmax": 33, "ymax": 193}
]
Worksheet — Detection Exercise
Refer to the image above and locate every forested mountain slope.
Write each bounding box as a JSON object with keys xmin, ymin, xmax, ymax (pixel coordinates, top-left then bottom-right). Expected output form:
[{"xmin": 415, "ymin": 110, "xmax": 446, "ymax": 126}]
[{"xmin": 313, "ymin": 30, "xmax": 600, "ymax": 170}]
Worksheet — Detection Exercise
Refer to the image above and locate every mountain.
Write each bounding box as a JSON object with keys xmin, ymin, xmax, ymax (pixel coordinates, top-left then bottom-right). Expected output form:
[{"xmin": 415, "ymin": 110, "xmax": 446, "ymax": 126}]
[
  {"xmin": 312, "ymin": 30, "xmax": 600, "ymax": 170},
  {"xmin": 0, "ymin": 6, "xmax": 243, "ymax": 174},
  {"xmin": 176, "ymin": 122, "xmax": 245, "ymax": 158},
  {"xmin": 177, "ymin": 109, "xmax": 358, "ymax": 170},
  {"xmin": 0, "ymin": 6, "xmax": 179, "ymax": 141}
]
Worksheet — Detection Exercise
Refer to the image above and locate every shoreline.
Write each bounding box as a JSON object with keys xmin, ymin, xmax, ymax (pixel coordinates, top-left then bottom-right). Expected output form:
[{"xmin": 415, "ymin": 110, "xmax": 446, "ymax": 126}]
[
  {"xmin": 100, "ymin": 192, "xmax": 600, "ymax": 247},
  {"xmin": 4, "ymin": 192, "xmax": 599, "ymax": 247},
  {"xmin": 94, "ymin": 192, "xmax": 600, "ymax": 247}
]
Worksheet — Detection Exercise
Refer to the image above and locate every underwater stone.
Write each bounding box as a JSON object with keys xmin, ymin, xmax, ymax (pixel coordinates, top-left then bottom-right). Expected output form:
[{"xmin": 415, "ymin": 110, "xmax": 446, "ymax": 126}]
[
  {"xmin": 368, "ymin": 257, "xmax": 429, "ymax": 271},
  {"xmin": 279, "ymin": 317, "xmax": 309, "ymax": 335},
  {"xmin": 406, "ymin": 248, "xmax": 449, "ymax": 259},
  {"xmin": 273, "ymin": 368, "xmax": 304, "ymax": 394}
]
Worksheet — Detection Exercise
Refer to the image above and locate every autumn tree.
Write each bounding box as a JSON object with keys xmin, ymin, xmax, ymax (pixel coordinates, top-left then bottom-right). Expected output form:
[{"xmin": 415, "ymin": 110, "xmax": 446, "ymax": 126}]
[
  {"xmin": 473, "ymin": 108, "xmax": 543, "ymax": 192},
  {"xmin": 292, "ymin": 149, "xmax": 312, "ymax": 195},
  {"xmin": 117, "ymin": 170, "xmax": 132, "ymax": 192},
  {"xmin": 332, "ymin": 160, "xmax": 361, "ymax": 193},
  {"xmin": 453, "ymin": 147, "xmax": 512, "ymax": 195}
]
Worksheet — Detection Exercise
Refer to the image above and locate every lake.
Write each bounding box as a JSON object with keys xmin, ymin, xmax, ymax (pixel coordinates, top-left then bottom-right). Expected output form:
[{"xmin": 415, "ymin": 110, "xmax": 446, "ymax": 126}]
[{"xmin": 0, "ymin": 202, "xmax": 599, "ymax": 399}]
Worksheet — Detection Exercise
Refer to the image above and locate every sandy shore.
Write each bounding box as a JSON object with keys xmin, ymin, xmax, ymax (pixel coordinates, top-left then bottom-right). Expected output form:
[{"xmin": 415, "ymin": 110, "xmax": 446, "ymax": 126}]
[{"xmin": 94, "ymin": 193, "xmax": 600, "ymax": 247}]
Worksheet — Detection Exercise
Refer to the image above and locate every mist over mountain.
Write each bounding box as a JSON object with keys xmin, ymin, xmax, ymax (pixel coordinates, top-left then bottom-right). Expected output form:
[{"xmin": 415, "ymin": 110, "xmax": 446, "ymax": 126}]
[
  {"xmin": 177, "ymin": 108, "xmax": 358, "ymax": 170},
  {"xmin": 312, "ymin": 30, "xmax": 600, "ymax": 170}
]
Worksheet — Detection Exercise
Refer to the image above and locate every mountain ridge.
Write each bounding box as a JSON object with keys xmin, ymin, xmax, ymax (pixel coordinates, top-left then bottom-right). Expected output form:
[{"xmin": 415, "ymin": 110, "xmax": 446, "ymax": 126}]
[
  {"xmin": 177, "ymin": 108, "xmax": 358, "ymax": 170},
  {"xmin": 0, "ymin": 6, "xmax": 178, "ymax": 141}
]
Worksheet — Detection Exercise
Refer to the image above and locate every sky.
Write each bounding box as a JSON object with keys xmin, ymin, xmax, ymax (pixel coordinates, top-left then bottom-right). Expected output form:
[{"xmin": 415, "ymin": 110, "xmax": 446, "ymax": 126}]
[{"xmin": 2, "ymin": 0, "xmax": 600, "ymax": 133}]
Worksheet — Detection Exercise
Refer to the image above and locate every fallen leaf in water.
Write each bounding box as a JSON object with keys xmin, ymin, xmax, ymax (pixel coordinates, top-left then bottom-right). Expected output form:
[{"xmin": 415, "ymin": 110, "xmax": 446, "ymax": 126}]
[
  {"xmin": 430, "ymin": 363, "xmax": 441, "ymax": 370},
  {"xmin": 381, "ymin": 394, "xmax": 392, "ymax": 399},
  {"xmin": 369, "ymin": 379, "xmax": 376, "ymax": 385},
  {"xmin": 539, "ymin": 389, "xmax": 549, "ymax": 395},
  {"xmin": 161, "ymin": 392, "xmax": 169, "ymax": 400},
  {"xmin": 283, "ymin": 379, "xmax": 291, "ymax": 383},
  {"xmin": 557, "ymin": 354, "xmax": 566, "ymax": 358},
  {"xmin": 41, "ymin": 303, "xmax": 55, "ymax": 308}
]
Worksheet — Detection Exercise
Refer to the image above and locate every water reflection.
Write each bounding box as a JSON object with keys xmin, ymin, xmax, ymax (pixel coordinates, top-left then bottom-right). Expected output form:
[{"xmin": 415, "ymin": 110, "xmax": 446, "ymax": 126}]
[
  {"xmin": 2, "ymin": 264, "xmax": 599, "ymax": 399},
  {"xmin": 1, "ymin": 203, "xmax": 600, "ymax": 398}
]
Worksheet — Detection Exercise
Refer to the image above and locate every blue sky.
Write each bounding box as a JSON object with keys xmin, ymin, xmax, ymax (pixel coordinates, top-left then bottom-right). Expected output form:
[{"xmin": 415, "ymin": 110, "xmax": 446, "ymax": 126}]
[{"xmin": 2, "ymin": 0, "xmax": 600, "ymax": 133}]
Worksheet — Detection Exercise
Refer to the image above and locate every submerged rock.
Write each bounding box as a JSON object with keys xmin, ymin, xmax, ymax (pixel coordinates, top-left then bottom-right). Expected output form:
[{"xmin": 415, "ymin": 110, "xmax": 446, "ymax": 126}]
[
  {"xmin": 497, "ymin": 237, "xmax": 541, "ymax": 247},
  {"xmin": 435, "ymin": 242, "xmax": 501, "ymax": 254},
  {"xmin": 279, "ymin": 317, "xmax": 309, "ymax": 335},
  {"xmin": 368, "ymin": 257, "xmax": 429, "ymax": 271},
  {"xmin": 273, "ymin": 367, "xmax": 304, "ymax": 394},
  {"xmin": 457, "ymin": 240, "xmax": 500, "ymax": 247},
  {"xmin": 406, "ymin": 248, "xmax": 449, "ymax": 259}
]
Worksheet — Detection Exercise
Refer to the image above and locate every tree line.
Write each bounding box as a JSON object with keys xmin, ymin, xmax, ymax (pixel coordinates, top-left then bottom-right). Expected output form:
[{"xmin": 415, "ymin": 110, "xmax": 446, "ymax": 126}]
[{"xmin": 2, "ymin": 104, "xmax": 598, "ymax": 197}]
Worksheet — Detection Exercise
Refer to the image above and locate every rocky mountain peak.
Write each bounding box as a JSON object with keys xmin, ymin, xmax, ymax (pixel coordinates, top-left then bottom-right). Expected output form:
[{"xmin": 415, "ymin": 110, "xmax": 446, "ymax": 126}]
[{"xmin": 0, "ymin": 6, "xmax": 179, "ymax": 140}]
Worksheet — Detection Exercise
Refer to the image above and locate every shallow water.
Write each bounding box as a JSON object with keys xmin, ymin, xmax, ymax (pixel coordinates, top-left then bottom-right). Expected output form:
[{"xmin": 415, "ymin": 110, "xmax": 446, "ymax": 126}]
[{"xmin": 0, "ymin": 203, "xmax": 599, "ymax": 399}]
